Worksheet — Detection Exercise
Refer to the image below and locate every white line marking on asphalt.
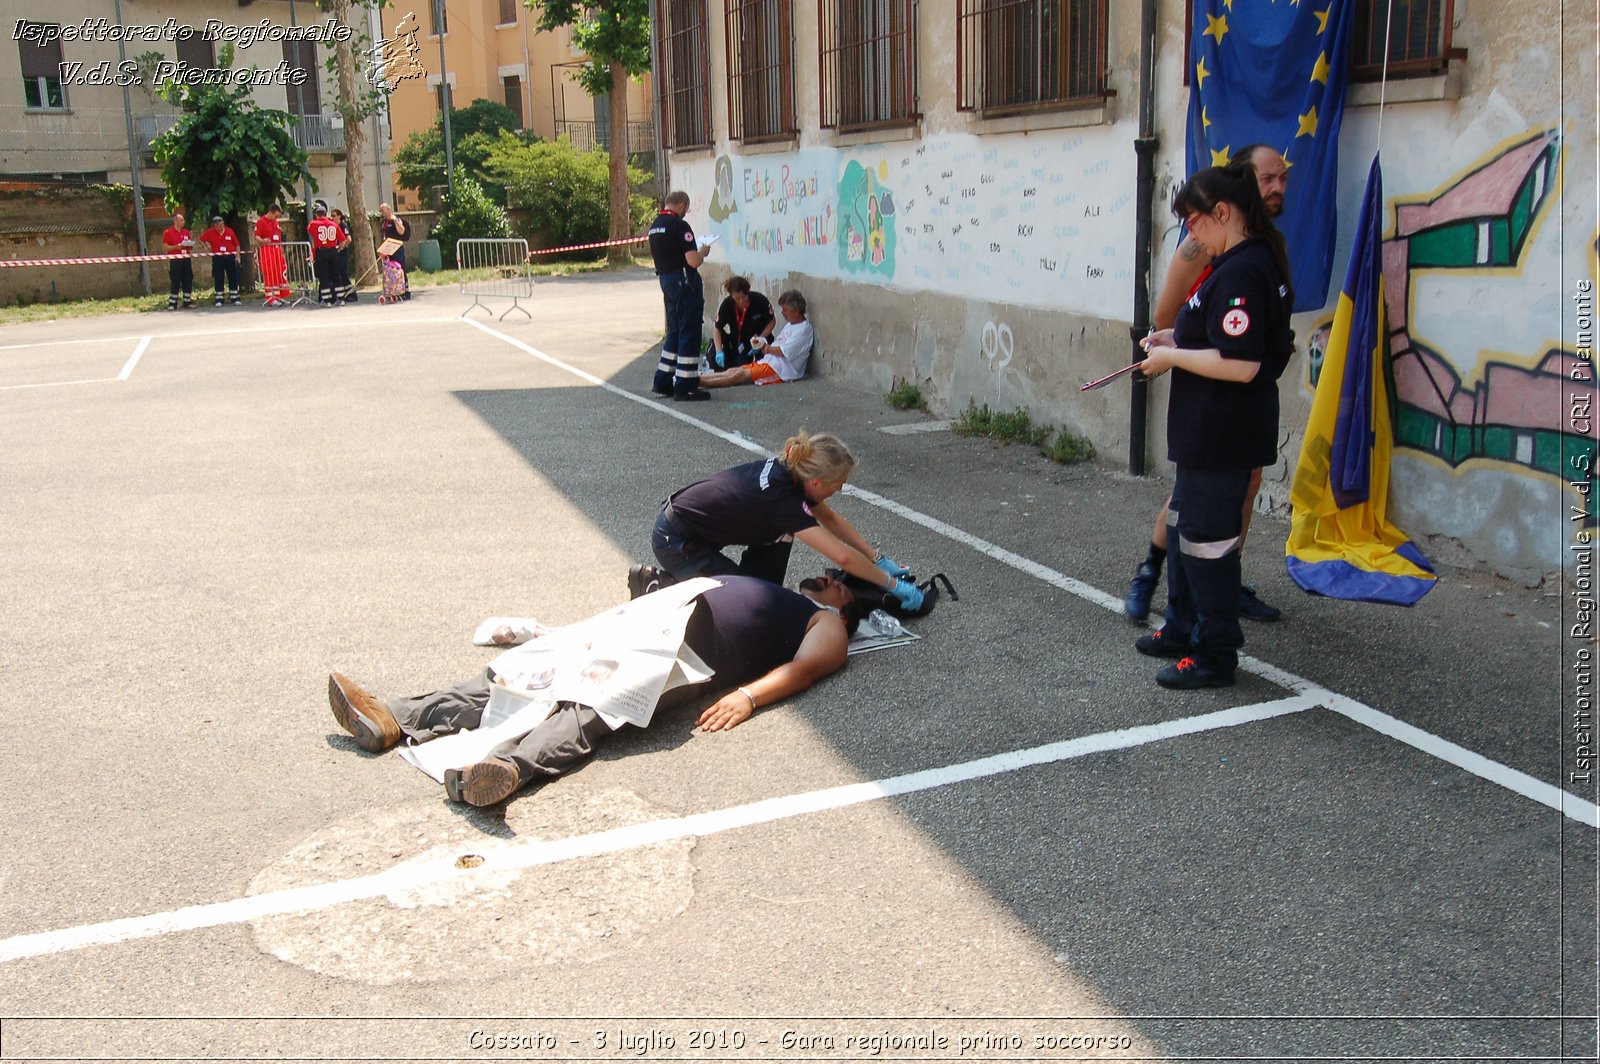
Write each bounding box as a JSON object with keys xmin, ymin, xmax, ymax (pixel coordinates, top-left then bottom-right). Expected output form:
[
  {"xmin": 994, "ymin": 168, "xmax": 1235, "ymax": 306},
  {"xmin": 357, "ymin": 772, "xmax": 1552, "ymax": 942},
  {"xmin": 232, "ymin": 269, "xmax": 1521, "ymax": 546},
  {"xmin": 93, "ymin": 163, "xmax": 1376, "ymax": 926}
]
[
  {"xmin": 0, "ymin": 696, "xmax": 1319, "ymax": 966},
  {"xmin": 116, "ymin": 336, "xmax": 149, "ymax": 381},
  {"xmin": 465, "ymin": 318, "xmax": 1599, "ymax": 829},
  {"xmin": 0, "ymin": 317, "xmax": 458, "ymax": 352}
]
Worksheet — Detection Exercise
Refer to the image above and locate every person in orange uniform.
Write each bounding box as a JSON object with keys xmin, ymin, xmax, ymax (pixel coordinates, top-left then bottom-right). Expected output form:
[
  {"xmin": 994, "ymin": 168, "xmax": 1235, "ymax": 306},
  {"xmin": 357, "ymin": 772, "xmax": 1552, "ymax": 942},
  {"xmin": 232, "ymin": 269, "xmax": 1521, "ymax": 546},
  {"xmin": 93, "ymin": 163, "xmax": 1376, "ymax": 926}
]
[
  {"xmin": 254, "ymin": 205, "xmax": 289, "ymax": 306},
  {"xmin": 308, "ymin": 205, "xmax": 343, "ymax": 306}
]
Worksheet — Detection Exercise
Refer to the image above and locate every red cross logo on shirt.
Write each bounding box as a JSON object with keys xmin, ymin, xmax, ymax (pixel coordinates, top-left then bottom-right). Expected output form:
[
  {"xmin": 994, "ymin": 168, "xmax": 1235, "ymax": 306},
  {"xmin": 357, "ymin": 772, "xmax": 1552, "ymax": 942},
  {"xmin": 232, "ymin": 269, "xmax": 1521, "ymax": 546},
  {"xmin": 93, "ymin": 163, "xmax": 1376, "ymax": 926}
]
[{"xmin": 1222, "ymin": 308, "xmax": 1251, "ymax": 337}]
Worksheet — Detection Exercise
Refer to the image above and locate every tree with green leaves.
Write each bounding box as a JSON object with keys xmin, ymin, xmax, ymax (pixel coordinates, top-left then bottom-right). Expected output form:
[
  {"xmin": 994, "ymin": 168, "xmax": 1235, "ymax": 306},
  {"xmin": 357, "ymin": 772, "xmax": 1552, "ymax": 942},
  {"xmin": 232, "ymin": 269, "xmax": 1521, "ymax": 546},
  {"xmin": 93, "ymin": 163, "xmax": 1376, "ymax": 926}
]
[
  {"xmin": 322, "ymin": 0, "xmax": 384, "ymax": 287},
  {"xmin": 394, "ymin": 99, "xmax": 527, "ymax": 204},
  {"xmin": 148, "ymin": 44, "xmax": 308, "ymax": 226},
  {"xmin": 529, "ymin": 0, "xmax": 652, "ymax": 263},
  {"xmin": 484, "ymin": 133, "xmax": 655, "ymax": 253}
]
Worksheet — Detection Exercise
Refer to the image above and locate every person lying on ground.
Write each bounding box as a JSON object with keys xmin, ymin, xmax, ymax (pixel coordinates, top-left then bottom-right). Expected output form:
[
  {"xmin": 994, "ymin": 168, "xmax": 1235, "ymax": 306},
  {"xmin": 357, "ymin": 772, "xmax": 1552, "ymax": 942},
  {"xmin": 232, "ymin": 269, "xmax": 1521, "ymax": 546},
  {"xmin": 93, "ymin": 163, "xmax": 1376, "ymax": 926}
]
[{"xmin": 328, "ymin": 573, "xmax": 861, "ymax": 807}]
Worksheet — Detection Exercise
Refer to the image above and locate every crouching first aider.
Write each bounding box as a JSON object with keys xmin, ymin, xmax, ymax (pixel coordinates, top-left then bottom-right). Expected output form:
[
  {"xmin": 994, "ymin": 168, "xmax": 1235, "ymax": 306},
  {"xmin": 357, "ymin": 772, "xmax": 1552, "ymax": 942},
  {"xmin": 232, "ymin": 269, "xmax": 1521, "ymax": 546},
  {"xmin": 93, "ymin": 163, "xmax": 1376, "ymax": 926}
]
[{"xmin": 328, "ymin": 575, "xmax": 861, "ymax": 807}]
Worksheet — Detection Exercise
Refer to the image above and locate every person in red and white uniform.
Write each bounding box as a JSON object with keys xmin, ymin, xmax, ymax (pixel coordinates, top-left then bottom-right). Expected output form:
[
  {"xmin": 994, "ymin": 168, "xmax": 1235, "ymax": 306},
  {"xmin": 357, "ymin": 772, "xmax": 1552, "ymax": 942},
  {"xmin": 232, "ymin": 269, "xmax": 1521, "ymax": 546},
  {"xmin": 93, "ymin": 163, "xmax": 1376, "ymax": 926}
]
[
  {"xmin": 307, "ymin": 205, "xmax": 344, "ymax": 306},
  {"xmin": 199, "ymin": 215, "xmax": 241, "ymax": 306},
  {"xmin": 161, "ymin": 212, "xmax": 195, "ymax": 310}
]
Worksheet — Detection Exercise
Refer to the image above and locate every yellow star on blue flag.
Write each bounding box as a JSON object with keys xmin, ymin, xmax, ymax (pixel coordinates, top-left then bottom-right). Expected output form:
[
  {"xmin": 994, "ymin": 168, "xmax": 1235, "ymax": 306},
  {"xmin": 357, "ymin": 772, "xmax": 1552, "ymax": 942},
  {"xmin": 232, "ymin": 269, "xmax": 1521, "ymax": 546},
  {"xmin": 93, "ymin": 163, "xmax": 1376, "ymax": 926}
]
[{"xmin": 1187, "ymin": 0, "xmax": 1355, "ymax": 311}]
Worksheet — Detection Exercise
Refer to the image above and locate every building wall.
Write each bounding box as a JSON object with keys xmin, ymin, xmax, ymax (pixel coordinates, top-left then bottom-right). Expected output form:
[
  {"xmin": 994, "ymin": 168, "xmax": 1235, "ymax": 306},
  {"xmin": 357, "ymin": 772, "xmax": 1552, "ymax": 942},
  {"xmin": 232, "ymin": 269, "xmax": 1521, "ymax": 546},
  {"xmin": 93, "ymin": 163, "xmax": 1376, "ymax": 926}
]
[
  {"xmin": 383, "ymin": 2, "xmax": 656, "ymax": 212},
  {"xmin": 0, "ymin": 0, "xmax": 383, "ymax": 216},
  {"xmin": 667, "ymin": 0, "xmax": 1595, "ymax": 580}
]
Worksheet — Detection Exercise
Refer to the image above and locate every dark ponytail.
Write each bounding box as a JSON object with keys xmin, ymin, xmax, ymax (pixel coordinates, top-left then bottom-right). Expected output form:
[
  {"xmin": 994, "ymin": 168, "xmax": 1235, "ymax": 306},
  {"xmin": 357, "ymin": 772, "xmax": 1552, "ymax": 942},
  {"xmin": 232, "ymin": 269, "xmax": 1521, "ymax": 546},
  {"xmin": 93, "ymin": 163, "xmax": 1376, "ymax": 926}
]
[{"xmin": 1171, "ymin": 163, "xmax": 1294, "ymax": 307}]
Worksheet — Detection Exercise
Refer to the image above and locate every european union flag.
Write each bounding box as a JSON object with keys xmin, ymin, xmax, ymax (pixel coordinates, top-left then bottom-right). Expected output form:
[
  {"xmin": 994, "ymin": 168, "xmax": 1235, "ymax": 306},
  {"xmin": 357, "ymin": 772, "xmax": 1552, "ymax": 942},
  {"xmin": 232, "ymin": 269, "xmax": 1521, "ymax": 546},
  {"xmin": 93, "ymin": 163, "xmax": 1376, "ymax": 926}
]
[
  {"xmin": 1286, "ymin": 155, "xmax": 1437, "ymax": 606},
  {"xmin": 1186, "ymin": 0, "xmax": 1354, "ymax": 312}
]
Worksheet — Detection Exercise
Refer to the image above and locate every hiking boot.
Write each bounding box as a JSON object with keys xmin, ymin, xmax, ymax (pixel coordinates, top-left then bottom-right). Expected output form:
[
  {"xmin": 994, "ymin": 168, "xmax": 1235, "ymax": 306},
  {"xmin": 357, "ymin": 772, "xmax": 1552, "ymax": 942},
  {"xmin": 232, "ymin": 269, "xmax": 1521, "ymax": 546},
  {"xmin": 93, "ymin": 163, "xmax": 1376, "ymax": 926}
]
[
  {"xmin": 1135, "ymin": 626, "xmax": 1189, "ymax": 659},
  {"xmin": 1124, "ymin": 560, "xmax": 1161, "ymax": 621},
  {"xmin": 444, "ymin": 757, "xmax": 522, "ymax": 807},
  {"xmin": 627, "ymin": 563, "xmax": 665, "ymax": 600},
  {"xmin": 1156, "ymin": 656, "xmax": 1236, "ymax": 690},
  {"xmin": 328, "ymin": 672, "xmax": 402, "ymax": 753},
  {"xmin": 1239, "ymin": 586, "xmax": 1282, "ymax": 621}
]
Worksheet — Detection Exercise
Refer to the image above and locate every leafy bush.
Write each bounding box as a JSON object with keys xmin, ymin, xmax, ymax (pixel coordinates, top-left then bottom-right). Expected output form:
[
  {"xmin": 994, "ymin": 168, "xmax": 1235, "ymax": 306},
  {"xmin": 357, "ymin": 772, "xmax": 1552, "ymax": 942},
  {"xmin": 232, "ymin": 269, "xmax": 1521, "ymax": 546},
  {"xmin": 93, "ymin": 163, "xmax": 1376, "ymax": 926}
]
[
  {"xmin": 431, "ymin": 169, "xmax": 512, "ymax": 268},
  {"xmin": 888, "ymin": 378, "xmax": 927, "ymax": 411},
  {"xmin": 485, "ymin": 134, "xmax": 656, "ymax": 255},
  {"xmin": 393, "ymin": 99, "xmax": 529, "ymax": 204}
]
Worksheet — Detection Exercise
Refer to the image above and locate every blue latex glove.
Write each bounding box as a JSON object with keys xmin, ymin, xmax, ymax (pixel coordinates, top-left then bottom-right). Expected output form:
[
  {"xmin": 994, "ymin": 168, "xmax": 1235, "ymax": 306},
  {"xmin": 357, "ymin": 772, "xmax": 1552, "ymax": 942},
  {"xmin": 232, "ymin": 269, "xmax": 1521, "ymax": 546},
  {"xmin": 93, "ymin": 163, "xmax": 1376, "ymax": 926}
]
[
  {"xmin": 887, "ymin": 577, "xmax": 924, "ymax": 611},
  {"xmin": 875, "ymin": 554, "xmax": 912, "ymax": 579}
]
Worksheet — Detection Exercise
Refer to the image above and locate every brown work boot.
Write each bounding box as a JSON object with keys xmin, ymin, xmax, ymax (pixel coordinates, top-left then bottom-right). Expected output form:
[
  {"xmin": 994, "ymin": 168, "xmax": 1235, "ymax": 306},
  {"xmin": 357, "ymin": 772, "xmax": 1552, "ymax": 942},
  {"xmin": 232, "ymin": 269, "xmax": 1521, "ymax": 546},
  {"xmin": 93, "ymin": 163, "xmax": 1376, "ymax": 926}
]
[
  {"xmin": 444, "ymin": 757, "xmax": 522, "ymax": 807},
  {"xmin": 328, "ymin": 672, "xmax": 402, "ymax": 752}
]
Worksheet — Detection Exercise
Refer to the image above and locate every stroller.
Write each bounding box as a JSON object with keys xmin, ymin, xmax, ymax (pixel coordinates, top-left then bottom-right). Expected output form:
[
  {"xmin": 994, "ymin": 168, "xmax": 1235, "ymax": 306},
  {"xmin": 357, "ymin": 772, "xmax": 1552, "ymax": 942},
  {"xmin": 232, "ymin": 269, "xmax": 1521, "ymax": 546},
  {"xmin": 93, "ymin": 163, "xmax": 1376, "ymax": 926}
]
[{"xmin": 377, "ymin": 258, "xmax": 407, "ymax": 304}]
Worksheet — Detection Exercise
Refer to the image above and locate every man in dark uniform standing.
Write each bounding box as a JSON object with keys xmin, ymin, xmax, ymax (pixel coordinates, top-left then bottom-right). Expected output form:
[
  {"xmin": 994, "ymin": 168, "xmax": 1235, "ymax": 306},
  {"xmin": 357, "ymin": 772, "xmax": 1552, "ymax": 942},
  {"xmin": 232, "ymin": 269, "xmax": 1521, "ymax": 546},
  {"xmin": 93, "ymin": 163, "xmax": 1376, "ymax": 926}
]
[{"xmin": 648, "ymin": 190, "xmax": 713, "ymax": 402}]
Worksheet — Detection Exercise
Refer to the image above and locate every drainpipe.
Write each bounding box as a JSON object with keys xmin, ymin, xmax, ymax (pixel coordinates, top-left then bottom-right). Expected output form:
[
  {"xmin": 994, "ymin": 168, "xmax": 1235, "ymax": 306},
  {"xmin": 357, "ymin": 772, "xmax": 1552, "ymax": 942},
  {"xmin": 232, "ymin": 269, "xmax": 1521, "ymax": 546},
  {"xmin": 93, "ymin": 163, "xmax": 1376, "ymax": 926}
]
[
  {"xmin": 1128, "ymin": 0, "xmax": 1159, "ymax": 475},
  {"xmin": 113, "ymin": 0, "xmax": 150, "ymax": 294},
  {"xmin": 648, "ymin": 0, "xmax": 666, "ymax": 199}
]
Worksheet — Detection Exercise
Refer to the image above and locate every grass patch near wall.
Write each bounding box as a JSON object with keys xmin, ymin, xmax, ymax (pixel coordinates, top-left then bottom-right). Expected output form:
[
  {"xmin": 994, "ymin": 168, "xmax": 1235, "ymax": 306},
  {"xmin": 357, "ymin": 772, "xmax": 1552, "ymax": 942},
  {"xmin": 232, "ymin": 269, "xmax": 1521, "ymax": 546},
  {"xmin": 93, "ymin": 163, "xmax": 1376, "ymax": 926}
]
[
  {"xmin": 954, "ymin": 401, "xmax": 1097, "ymax": 465},
  {"xmin": 888, "ymin": 378, "xmax": 928, "ymax": 411}
]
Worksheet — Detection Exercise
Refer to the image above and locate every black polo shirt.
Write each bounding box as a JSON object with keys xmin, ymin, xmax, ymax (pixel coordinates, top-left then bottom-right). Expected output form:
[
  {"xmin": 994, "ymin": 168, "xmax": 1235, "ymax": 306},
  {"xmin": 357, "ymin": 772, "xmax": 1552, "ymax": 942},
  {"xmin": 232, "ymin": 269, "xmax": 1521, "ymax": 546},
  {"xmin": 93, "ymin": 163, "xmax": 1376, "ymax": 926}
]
[
  {"xmin": 667, "ymin": 458, "xmax": 820, "ymax": 547},
  {"xmin": 1168, "ymin": 236, "xmax": 1294, "ymax": 470},
  {"xmin": 648, "ymin": 209, "xmax": 697, "ymax": 274},
  {"xmin": 684, "ymin": 576, "xmax": 824, "ymax": 684}
]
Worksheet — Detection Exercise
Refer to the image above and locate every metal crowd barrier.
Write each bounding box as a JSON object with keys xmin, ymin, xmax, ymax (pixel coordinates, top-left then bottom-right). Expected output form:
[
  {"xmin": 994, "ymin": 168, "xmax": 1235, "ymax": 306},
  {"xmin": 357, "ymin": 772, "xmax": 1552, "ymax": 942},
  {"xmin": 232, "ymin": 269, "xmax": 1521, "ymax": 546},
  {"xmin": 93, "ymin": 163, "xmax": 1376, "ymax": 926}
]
[
  {"xmin": 457, "ymin": 238, "xmax": 532, "ymax": 321},
  {"xmin": 254, "ymin": 240, "xmax": 318, "ymax": 308}
]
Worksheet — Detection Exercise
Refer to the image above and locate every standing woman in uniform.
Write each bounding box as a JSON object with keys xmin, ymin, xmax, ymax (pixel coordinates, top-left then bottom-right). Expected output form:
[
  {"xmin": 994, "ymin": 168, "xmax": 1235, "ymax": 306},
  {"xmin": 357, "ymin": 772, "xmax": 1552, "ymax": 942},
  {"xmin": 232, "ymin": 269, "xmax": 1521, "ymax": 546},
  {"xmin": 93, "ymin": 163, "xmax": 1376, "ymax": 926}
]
[
  {"xmin": 1133, "ymin": 162, "xmax": 1294, "ymax": 689},
  {"xmin": 647, "ymin": 430, "xmax": 925, "ymax": 612}
]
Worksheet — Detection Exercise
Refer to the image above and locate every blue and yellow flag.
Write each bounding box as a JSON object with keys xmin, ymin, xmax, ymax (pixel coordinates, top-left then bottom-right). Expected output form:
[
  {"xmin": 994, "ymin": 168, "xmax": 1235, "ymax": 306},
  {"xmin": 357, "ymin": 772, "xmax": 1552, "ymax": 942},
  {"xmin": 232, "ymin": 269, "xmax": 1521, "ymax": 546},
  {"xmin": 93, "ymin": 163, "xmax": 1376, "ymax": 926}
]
[
  {"xmin": 1187, "ymin": 0, "xmax": 1353, "ymax": 312},
  {"xmin": 1286, "ymin": 156, "xmax": 1436, "ymax": 606}
]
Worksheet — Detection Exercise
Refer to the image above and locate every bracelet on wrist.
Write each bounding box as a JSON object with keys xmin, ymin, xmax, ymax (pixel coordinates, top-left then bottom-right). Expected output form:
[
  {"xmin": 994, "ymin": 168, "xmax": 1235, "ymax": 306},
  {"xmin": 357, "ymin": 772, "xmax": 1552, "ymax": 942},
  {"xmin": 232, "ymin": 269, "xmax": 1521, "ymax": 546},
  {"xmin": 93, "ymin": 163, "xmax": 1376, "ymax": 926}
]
[{"xmin": 736, "ymin": 686, "xmax": 757, "ymax": 710}]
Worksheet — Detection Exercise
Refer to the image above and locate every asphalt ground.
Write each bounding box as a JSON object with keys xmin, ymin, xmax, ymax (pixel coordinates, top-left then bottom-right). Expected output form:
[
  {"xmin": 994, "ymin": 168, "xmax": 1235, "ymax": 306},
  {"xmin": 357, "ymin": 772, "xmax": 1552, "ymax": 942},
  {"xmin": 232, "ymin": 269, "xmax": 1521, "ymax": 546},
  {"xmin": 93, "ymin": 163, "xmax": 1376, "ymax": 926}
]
[{"xmin": 0, "ymin": 269, "xmax": 1593, "ymax": 1063}]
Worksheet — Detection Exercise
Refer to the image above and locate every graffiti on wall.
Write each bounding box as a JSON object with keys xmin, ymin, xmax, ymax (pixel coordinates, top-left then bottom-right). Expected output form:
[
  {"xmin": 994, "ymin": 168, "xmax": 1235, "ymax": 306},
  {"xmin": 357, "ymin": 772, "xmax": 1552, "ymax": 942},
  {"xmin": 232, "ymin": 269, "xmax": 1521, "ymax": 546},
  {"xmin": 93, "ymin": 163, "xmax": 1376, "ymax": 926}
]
[
  {"xmin": 1305, "ymin": 130, "xmax": 1596, "ymax": 527},
  {"xmin": 688, "ymin": 135, "xmax": 1130, "ymax": 316},
  {"xmin": 837, "ymin": 160, "xmax": 896, "ymax": 276}
]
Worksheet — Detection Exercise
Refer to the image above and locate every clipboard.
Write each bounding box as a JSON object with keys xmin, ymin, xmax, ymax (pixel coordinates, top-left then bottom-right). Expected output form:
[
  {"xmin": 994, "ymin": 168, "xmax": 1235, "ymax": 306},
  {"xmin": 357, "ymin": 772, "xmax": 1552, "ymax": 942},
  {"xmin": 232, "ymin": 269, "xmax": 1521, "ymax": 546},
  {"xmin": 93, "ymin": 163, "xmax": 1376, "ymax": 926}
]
[
  {"xmin": 1078, "ymin": 361, "xmax": 1144, "ymax": 392},
  {"xmin": 376, "ymin": 238, "xmax": 403, "ymax": 256}
]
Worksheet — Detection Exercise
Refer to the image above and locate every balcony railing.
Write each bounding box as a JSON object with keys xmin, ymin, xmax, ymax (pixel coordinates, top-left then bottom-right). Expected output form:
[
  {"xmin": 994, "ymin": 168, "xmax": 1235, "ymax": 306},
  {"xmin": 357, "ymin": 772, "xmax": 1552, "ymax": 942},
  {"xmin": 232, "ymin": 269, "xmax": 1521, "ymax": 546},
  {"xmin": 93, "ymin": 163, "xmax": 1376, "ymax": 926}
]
[
  {"xmin": 554, "ymin": 120, "xmax": 657, "ymax": 154},
  {"xmin": 136, "ymin": 113, "xmax": 344, "ymax": 154}
]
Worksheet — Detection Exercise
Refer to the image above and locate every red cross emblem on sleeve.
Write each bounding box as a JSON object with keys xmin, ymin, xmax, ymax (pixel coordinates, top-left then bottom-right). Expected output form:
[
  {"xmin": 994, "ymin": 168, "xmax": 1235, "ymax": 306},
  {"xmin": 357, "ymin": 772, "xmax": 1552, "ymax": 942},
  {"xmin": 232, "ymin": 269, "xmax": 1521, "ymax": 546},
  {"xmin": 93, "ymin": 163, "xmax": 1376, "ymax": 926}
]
[{"xmin": 1222, "ymin": 308, "xmax": 1251, "ymax": 337}]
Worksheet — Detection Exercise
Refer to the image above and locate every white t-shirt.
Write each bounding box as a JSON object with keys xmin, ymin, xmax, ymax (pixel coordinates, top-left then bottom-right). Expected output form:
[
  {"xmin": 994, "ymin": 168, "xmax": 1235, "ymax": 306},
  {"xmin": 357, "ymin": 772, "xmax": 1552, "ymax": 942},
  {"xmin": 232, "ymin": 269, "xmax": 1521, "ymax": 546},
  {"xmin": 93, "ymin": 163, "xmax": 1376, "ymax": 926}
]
[{"xmin": 757, "ymin": 318, "xmax": 814, "ymax": 383}]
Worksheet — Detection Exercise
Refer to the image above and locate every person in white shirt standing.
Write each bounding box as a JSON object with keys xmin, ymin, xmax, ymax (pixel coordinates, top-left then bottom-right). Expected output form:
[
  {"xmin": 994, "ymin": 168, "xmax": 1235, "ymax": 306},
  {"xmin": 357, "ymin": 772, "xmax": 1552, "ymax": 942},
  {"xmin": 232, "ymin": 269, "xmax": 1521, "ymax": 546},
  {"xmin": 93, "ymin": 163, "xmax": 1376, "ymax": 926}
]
[{"xmin": 700, "ymin": 290, "xmax": 813, "ymax": 389}]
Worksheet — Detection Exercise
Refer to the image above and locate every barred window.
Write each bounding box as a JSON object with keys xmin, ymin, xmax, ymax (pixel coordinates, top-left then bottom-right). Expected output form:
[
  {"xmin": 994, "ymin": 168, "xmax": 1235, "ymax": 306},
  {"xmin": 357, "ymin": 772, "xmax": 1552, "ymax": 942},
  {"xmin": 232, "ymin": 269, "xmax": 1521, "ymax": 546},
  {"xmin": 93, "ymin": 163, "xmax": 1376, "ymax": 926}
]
[
  {"xmin": 1351, "ymin": 0, "xmax": 1460, "ymax": 79},
  {"xmin": 19, "ymin": 23, "xmax": 67, "ymax": 111},
  {"xmin": 956, "ymin": 0, "xmax": 1108, "ymax": 115},
  {"xmin": 820, "ymin": 0, "xmax": 918, "ymax": 131},
  {"xmin": 725, "ymin": 0, "xmax": 796, "ymax": 142},
  {"xmin": 658, "ymin": 0, "xmax": 712, "ymax": 150}
]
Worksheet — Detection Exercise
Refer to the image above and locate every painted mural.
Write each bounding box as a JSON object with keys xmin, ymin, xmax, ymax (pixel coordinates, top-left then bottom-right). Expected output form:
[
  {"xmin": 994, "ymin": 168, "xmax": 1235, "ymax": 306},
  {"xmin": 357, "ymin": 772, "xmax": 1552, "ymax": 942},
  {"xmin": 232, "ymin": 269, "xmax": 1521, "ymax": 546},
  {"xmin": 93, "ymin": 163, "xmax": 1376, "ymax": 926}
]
[
  {"xmin": 1305, "ymin": 130, "xmax": 1596, "ymax": 531},
  {"xmin": 684, "ymin": 134, "xmax": 1132, "ymax": 318}
]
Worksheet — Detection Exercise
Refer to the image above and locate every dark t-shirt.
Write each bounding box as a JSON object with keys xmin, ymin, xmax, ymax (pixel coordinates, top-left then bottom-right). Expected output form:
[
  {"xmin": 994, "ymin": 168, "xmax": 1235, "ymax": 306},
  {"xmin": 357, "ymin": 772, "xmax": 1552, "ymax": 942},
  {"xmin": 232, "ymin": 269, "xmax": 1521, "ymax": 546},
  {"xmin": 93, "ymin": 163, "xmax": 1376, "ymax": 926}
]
[
  {"xmin": 667, "ymin": 458, "xmax": 820, "ymax": 548},
  {"xmin": 714, "ymin": 292, "xmax": 775, "ymax": 355},
  {"xmin": 1168, "ymin": 237, "xmax": 1294, "ymax": 470},
  {"xmin": 684, "ymin": 576, "xmax": 823, "ymax": 684},
  {"xmin": 648, "ymin": 209, "xmax": 697, "ymax": 274}
]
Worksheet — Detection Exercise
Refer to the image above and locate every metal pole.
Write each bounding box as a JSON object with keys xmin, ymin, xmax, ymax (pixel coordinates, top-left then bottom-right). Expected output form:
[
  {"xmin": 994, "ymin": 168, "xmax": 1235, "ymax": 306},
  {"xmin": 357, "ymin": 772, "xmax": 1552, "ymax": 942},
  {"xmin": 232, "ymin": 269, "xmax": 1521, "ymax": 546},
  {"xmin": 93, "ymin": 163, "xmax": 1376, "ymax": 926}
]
[
  {"xmin": 1127, "ymin": 0, "xmax": 1159, "ymax": 476},
  {"xmin": 289, "ymin": 0, "xmax": 313, "ymax": 212},
  {"xmin": 113, "ymin": 0, "xmax": 150, "ymax": 294},
  {"xmin": 648, "ymin": 0, "xmax": 666, "ymax": 199},
  {"xmin": 436, "ymin": 0, "xmax": 455, "ymax": 203},
  {"xmin": 369, "ymin": 3, "xmax": 387, "ymax": 204}
]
